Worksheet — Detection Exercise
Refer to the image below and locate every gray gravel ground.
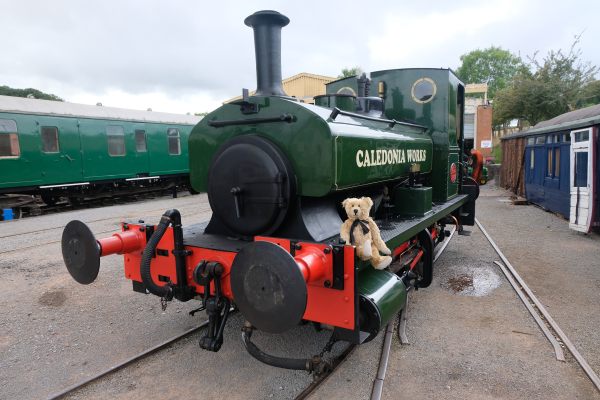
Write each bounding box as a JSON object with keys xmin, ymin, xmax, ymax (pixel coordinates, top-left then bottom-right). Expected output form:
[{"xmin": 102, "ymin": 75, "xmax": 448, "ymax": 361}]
[
  {"xmin": 0, "ymin": 193, "xmax": 214, "ymax": 399},
  {"xmin": 316, "ymin": 183, "xmax": 599, "ymax": 400},
  {"xmin": 1, "ymin": 186, "xmax": 599, "ymax": 399},
  {"xmin": 476, "ymin": 184, "xmax": 600, "ymax": 383}
]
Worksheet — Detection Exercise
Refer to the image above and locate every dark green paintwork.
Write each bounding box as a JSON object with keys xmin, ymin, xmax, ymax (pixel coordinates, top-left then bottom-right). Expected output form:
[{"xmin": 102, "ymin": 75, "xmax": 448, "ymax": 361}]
[
  {"xmin": 393, "ymin": 186, "xmax": 432, "ymax": 216},
  {"xmin": 358, "ymin": 268, "xmax": 407, "ymax": 327},
  {"xmin": 313, "ymin": 94, "xmax": 356, "ymax": 112},
  {"xmin": 189, "ymin": 97, "xmax": 432, "ymax": 196},
  {"xmin": 325, "ymin": 76, "xmax": 359, "ymax": 96},
  {"xmin": 0, "ymin": 112, "xmax": 193, "ymax": 189},
  {"xmin": 368, "ymin": 69, "xmax": 464, "ymax": 202}
]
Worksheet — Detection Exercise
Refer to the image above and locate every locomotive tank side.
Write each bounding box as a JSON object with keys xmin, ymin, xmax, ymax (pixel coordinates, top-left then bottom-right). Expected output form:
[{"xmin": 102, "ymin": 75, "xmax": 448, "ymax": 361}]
[{"xmin": 189, "ymin": 98, "xmax": 432, "ymax": 197}]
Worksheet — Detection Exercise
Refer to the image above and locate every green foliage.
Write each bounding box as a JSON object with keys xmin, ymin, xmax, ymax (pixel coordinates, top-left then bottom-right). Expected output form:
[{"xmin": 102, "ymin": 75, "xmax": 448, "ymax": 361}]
[
  {"xmin": 575, "ymin": 80, "xmax": 600, "ymax": 108},
  {"xmin": 338, "ymin": 67, "xmax": 362, "ymax": 79},
  {"xmin": 456, "ymin": 46, "xmax": 524, "ymax": 98},
  {"xmin": 492, "ymin": 142, "xmax": 502, "ymax": 163},
  {"xmin": 493, "ymin": 37, "xmax": 598, "ymax": 126},
  {"xmin": 0, "ymin": 85, "xmax": 63, "ymax": 101}
]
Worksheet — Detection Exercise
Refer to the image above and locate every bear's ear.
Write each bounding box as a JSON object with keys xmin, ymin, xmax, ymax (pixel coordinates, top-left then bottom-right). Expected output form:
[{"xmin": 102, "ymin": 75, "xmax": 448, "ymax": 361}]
[
  {"xmin": 341, "ymin": 199, "xmax": 349, "ymax": 208},
  {"xmin": 361, "ymin": 196, "xmax": 373, "ymax": 208}
]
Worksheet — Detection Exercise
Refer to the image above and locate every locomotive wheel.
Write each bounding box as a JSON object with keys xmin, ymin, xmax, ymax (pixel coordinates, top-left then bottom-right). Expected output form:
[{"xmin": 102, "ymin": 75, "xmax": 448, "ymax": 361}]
[
  {"xmin": 61, "ymin": 220, "xmax": 101, "ymax": 284},
  {"xmin": 231, "ymin": 241, "xmax": 307, "ymax": 333},
  {"xmin": 414, "ymin": 229, "xmax": 434, "ymax": 288}
]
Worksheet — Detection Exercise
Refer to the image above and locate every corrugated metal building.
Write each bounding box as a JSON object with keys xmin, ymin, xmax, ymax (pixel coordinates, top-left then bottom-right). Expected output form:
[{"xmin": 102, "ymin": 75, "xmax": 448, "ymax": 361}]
[{"xmin": 225, "ymin": 72, "xmax": 335, "ymax": 104}]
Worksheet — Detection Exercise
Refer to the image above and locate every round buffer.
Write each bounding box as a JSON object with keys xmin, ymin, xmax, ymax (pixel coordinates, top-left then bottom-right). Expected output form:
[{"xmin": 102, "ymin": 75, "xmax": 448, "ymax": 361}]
[
  {"xmin": 61, "ymin": 220, "xmax": 101, "ymax": 284},
  {"xmin": 231, "ymin": 241, "xmax": 307, "ymax": 333}
]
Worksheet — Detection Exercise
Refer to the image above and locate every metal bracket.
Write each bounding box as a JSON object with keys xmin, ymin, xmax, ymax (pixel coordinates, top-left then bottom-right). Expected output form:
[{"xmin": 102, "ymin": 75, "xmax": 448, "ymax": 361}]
[{"xmin": 331, "ymin": 245, "xmax": 345, "ymax": 290}]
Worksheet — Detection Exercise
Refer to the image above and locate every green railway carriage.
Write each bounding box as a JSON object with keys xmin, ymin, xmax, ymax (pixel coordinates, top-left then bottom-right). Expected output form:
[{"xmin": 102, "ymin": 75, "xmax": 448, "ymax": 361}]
[{"xmin": 0, "ymin": 95, "xmax": 200, "ymax": 208}]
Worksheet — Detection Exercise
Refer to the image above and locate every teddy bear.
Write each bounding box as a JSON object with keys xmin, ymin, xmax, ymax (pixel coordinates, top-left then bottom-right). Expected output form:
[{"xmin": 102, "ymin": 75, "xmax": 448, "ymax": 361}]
[{"xmin": 340, "ymin": 197, "xmax": 392, "ymax": 270}]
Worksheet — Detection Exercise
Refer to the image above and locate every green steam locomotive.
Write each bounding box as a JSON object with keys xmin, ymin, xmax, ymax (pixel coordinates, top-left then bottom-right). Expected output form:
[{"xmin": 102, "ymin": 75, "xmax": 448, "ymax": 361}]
[{"xmin": 61, "ymin": 10, "xmax": 477, "ymax": 372}]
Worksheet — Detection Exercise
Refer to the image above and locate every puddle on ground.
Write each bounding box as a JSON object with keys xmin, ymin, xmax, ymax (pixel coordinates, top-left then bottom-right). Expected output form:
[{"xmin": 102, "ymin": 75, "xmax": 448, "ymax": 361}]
[{"xmin": 442, "ymin": 265, "xmax": 501, "ymax": 297}]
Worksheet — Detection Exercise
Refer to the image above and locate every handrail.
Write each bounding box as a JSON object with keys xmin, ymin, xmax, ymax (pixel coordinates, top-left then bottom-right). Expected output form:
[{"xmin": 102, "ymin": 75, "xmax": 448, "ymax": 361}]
[
  {"xmin": 327, "ymin": 107, "xmax": 427, "ymax": 130},
  {"xmin": 208, "ymin": 113, "xmax": 296, "ymax": 128}
]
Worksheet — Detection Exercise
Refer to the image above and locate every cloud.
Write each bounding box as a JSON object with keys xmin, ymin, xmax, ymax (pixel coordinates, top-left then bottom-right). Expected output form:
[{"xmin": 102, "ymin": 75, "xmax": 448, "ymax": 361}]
[
  {"xmin": 2, "ymin": 0, "xmax": 599, "ymax": 113},
  {"xmin": 367, "ymin": 1, "xmax": 522, "ymax": 70}
]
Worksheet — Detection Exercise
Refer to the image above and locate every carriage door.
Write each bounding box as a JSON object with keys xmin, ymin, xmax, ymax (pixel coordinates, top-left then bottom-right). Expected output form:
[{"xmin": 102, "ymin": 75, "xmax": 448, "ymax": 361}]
[{"xmin": 569, "ymin": 128, "xmax": 594, "ymax": 232}]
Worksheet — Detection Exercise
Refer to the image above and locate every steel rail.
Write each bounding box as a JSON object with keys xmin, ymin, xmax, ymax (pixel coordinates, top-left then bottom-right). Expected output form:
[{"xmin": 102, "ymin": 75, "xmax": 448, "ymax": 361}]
[
  {"xmin": 476, "ymin": 218, "xmax": 600, "ymax": 392},
  {"xmin": 293, "ymin": 343, "xmax": 357, "ymax": 400},
  {"xmin": 370, "ymin": 322, "xmax": 394, "ymax": 400},
  {"xmin": 370, "ymin": 225, "xmax": 457, "ymax": 400},
  {"xmin": 0, "ymin": 203, "xmax": 211, "ymax": 240},
  {"xmin": 45, "ymin": 320, "xmax": 210, "ymax": 400},
  {"xmin": 493, "ymin": 260, "xmax": 565, "ymax": 361},
  {"xmin": 433, "ymin": 225, "xmax": 456, "ymax": 263}
]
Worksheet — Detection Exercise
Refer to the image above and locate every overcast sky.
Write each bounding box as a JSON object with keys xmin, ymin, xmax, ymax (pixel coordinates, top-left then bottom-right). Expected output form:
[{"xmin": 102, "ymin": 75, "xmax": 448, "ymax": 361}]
[{"xmin": 3, "ymin": 0, "xmax": 599, "ymax": 114}]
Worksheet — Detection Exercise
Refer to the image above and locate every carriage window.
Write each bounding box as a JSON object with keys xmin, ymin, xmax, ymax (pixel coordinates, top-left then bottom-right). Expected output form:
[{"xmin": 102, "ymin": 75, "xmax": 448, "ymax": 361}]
[
  {"xmin": 530, "ymin": 149, "xmax": 534, "ymax": 169},
  {"xmin": 135, "ymin": 130, "xmax": 147, "ymax": 152},
  {"xmin": 41, "ymin": 126, "xmax": 59, "ymax": 153},
  {"xmin": 554, "ymin": 148, "xmax": 560, "ymax": 177},
  {"xmin": 167, "ymin": 128, "xmax": 181, "ymax": 155},
  {"xmin": 564, "ymin": 134, "xmax": 571, "ymax": 142},
  {"xmin": 535, "ymin": 136, "xmax": 545, "ymax": 144},
  {"xmin": 574, "ymin": 131, "xmax": 589, "ymax": 142},
  {"xmin": 0, "ymin": 133, "xmax": 20, "ymax": 158},
  {"xmin": 107, "ymin": 125, "xmax": 125, "ymax": 156},
  {"xmin": 546, "ymin": 148, "xmax": 553, "ymax": 177},
  {"xmin": 574, "ymin": 152, "xmax": 588, "ymax": 187},
  {"xmin": 547, "ymin": 135, "xmax": 554, "ymax": 144},
  {"xmin": 527, "ymin": 137, "xmax": 535, "ymax": 145},
  {"xmin": 0, "ymin": 119, "xmax": 20, "ymax": 158}
]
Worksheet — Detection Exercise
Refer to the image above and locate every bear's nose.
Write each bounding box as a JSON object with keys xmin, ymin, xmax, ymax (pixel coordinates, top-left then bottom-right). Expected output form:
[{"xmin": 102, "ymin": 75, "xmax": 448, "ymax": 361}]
[{"xmin": 353, "ymin": 209, "xmax": 358, "ymax": 215}]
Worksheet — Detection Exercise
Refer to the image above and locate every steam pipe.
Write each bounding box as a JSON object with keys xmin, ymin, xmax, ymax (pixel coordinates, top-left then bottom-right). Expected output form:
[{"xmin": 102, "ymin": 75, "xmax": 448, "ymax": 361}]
[{"xmin": 244, "ymin": 10, "xmax": 290, "ymax": 97}]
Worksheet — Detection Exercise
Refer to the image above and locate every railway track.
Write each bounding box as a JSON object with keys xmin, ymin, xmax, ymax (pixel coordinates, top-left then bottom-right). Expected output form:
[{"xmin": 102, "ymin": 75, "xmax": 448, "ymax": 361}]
[
  {"xmin": 0, "ymin": 207, "xmax": 210, "ymax": 254},
  {"xmin": 44, "ymin": 312, "xmax": 357, "ymax": 400},
  {"xmin": 0, "ymin": 204, "xmax": 211, "ymax": 241},
  {"xmin": 41, "ymin": 217, "xmax": 457, "ymax": 400},
  {"xmin": 45, "ymin": 320, "xmax": 212, "ymax": 400},
  {"xmin": 476, "ymin": 218, "xmax": 600, "ymax": 393},
  {"xmin": 38, "ymin": 218, "xmax": 600, "ymax": 399},
  {"xmin": 2, "ymin": 189, "xmax": 197, "ymax": 222}
]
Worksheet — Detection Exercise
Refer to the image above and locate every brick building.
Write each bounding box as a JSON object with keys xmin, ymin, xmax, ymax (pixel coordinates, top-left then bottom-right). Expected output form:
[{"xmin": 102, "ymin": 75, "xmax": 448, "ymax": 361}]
[{"xmin": 464, "ymin": 83, "xmax": 494, "ymax": 161}]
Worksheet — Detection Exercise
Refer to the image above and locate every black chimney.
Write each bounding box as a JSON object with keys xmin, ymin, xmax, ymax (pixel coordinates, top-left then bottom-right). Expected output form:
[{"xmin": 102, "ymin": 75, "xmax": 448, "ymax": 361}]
[{"xmin": 244, "ymin": 10, "xmax": 289, "ymax": 97}]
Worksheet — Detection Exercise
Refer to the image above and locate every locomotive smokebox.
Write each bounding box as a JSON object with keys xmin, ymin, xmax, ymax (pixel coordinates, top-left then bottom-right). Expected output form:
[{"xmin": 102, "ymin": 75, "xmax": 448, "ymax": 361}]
[{"xmin": 244, "ymin": 10, "xmax": 289, "ymax": 97}]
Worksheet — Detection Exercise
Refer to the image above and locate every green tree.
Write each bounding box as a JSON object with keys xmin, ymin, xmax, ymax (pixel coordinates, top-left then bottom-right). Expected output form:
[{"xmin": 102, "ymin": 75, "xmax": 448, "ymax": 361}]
[
  {"xmin": 493, "ymin": 39, "xmax": 598, "ymax": 126},
  {"xmin": 337, "ymin": 66, "xmax": 362, "ymax": 79},
  {"xmin": 575, "ymin": 80, "xmax": 600, "ymax": 108},
  {"xmin": 0, "ymin": 85, "xmax": 63, "ymax": 101},
  {"xmin": 456, "ymin": 46, "xmax": 524, "ymax": 98}
]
